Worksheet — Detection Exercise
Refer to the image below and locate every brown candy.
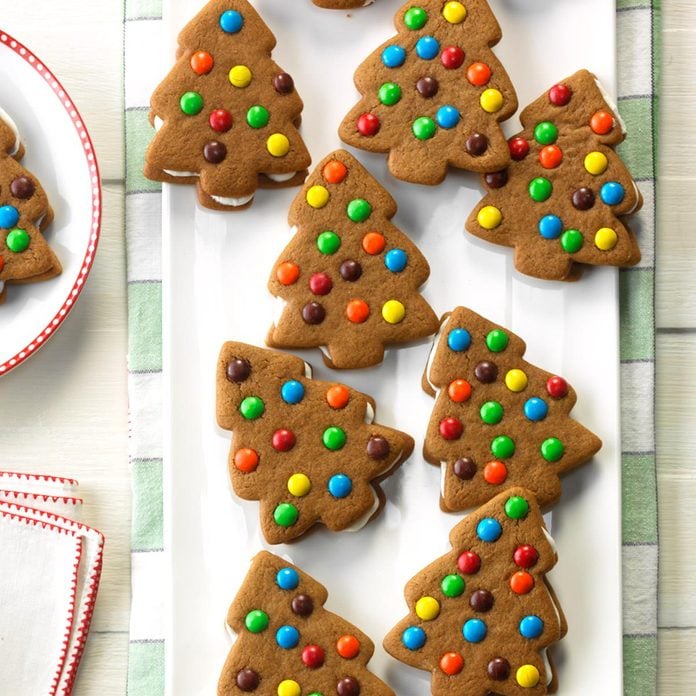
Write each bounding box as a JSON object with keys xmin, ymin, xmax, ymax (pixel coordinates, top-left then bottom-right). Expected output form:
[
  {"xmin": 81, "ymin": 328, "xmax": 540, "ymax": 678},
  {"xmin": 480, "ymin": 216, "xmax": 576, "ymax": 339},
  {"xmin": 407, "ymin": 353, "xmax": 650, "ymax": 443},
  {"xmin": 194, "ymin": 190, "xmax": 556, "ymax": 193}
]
[
  {"xmin": 474, "ymin": 360, "xmax": 498, "ymax": 383},
  {"xmin": 453, "ymin": 457, "xmax": 476, "ymax": 480},
  {"xmin": 469, "ymin": 589, "xmax": 494, "ymax": 612},
  {"xmin": 235, "ymin": 668, "xmax": 260, "ymax": 691},
  {"xmin": 572, "ymin": 186, "xmax": 595, "ymax": 210},
  {"xmin": 10, "ymin": 175, "xmax": 35, "ymax": 199},
  {"xmin": 302, "ymin": 301, "xmax": 325, "ymax": 325},
  {"xmin": 487, "ymin": 657, "xmax": 511, "ymax": 680},
  {"xmin": 337, "ymin": 676, "xmax": 361, "ymax": 696},
  {"xmin": 416, "ymin": 76, "xmax": 438, "ymax": 98},
  {"xmin": 484, "ymin": 169, "xmax": 508, "ymax": 189},
  {"xmin": 226, "ymin": 358, "xmax": 251, "ymax": 383},
  {"xmin": 273, "ymin": 72, "xmax": 294, "ymax": 94},
  {"xmin": 339, "ymin": 259, "xmax": 362, "ymax": 282},
  {"xmin": 203, "ymin": 141, "xmax": 227, "ymax": 164},
  {"xmin": 291, "ymin": 594, "xmax": 314, "ymax": 616},
  {"xmin": 466, "ymin": 133, "xmax": 488, "ymax": 156},
  {"xmin": 366, "ymin": 436, "xmax": 390, "ymax": 460}
]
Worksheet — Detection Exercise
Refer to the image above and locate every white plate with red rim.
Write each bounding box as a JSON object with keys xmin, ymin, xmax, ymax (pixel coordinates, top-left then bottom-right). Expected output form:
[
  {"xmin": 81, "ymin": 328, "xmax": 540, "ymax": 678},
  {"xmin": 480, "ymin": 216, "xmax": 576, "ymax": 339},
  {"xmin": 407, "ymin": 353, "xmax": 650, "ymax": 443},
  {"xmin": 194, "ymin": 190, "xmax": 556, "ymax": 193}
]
[{"xmin": 0, "ymin": 30, "xmax": 101, "ymax": 376}]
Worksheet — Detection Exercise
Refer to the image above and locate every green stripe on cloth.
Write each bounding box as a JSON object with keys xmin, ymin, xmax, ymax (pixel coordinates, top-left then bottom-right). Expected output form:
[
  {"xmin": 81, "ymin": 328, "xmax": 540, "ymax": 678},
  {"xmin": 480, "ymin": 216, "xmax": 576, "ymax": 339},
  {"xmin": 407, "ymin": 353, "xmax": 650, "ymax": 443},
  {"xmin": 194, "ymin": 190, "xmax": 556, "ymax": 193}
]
[
  {"xmin": 617, "ymin": 0, "xmax": 652, "ymax": 9},
  {"xmin": 622, "ymin": 454, "xmax": 658, "ymax": 544},
  {"xmin": 127, "ymin": 282, "xmax": 163, "ymax": 373},
  {"xmin": 126, "ymin": 0, "xmax": 162, "ymax": 20},
  {"xmin": 126, "ymin": 109, "xmax": 160, "ymax": 194},
  {"xmin": 618, "ymin": 97, "xmax": 656, "ymax": 181},
  {"xmin": 128, "ymin": 641, "xmax": 165, "ymax": 696},
  {"xmin": 624, "ymin": 636, "xmax": 658, "ymax": 696},
  {"xmin": 620, "ymin": 269, "xmax": 655, "ymax": 361},
  {"xmin": 131, "ymin": 458, "xmax": 164, "ymax": 551}
]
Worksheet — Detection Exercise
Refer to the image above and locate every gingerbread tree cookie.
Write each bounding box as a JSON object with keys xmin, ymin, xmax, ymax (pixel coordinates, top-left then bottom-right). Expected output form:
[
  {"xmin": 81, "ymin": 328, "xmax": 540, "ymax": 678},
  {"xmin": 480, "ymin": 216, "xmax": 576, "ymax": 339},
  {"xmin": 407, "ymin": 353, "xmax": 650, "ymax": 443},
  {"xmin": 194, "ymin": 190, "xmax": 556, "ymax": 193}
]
[
  {"xmin": 466, "ymin": 70, "xmax": 643, "ymax": 281},
  {"xmin": 339, "ymin": 0, "xmax": 517, "ymax": 185},
  {"xmin": 424, "ymin": 307, "xmax": 601, "ymax": 511},
  {"xmin": 219, "ymin": 551, "xmax": 394, "ymax": 695},
  {"xmin": 267, "ymin": 150, "xmax": 439, "ymax": 369},
  {"xmin": 144, "ymin": 0, "xmax": 311, "ymax": 211},
  {"xmin": 216, "ymin": 342, "xmax": 414, "ymax": 543},
  {"xmin": 384, "ymin": 487, "xmax": 566, "ymax": 695},
  {"xmin": 0, "ymin": 109, "xmax": 61, "ymax": 304}
]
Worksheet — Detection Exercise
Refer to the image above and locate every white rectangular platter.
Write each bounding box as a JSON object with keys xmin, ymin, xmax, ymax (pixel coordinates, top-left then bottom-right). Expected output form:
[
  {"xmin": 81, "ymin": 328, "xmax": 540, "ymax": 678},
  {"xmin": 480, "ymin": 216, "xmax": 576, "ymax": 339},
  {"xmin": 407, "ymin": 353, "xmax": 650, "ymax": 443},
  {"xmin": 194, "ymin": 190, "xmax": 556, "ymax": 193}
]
[{"xmin": 162, "ymin": 0, "xmax": 622, "ymax": 693}]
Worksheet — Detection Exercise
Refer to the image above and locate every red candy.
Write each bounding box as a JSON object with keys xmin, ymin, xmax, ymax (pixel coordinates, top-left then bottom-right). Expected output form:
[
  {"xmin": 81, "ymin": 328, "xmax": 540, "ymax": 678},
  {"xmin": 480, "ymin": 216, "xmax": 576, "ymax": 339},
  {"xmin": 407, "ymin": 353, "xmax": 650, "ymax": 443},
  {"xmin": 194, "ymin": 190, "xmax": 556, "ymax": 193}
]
[
  {"xmin": 357, "ymin": 113, "xmax": 380, "ymax": 137},
  {"xmin": 510, "ymin": 571, "xmax": 535, "ymax": 595},
  {"xmin": 546, "ymin": 375, "xmax": 568, "ymax": 399},
  {"xmin": 439, "ymin": 417, "xmax": 463, "ymax": 440},
  {"xmin": 0, "ymin": 257, "xmax": 4, "ymax": 272},
  {"xmin": 272, "ymin": 429, "xmax": 296, "ymax": 452},
  {"xmin": 483, "ymin": 460, "xmax": 507, "ymax": 485},
  {"xmin": 190, "ymin": 50, "xmax": 214, "ymax": 75},
  {"xmin": 509, "ymin": 137, "xmax": 529, "ymax": 161},
  {"xmin": 466, "ymin": 62, "xmax": 491, "ymax": 86},
  {"xmin": 513, "ymin": 544, "xmax": 539, "ymax": 569},
  {"xmin": 323, "ymin": 160, "xmax": 348, "ymax": 184},
  {"xmin": 439, "ymin": 652, "xmax": 464, "ymax": 676},
  {"xmin": 539, "ymin": 144, "xmax": 563, "ymax": 169},
  {"xmin": 591, "ymin": 110, "xmax": 614, "ymax": 135},
  {"xmin": 548, "ymin": 83, "xmax": 572, "ymax": 106},
  {"xmin": 309, "ymin": 272, "xmax": 333, "ymax": 296},
  {"xmin": 441, "ymin": 46, "xmax": 465, "ymax": 70},
  {"xmin": 209, "ymin": 109, "xmax": 233, "ymax": 133},
  {"xmin": 337, "ymin": 635, "xmax": 360, "ymax": 659},
  {"xmin": 457, "ymin": 551, "xmax": 481, "ymax": 575},
  {"xmin": 302, "ymin": 644, "xmax": 326, "ymax": 669}
]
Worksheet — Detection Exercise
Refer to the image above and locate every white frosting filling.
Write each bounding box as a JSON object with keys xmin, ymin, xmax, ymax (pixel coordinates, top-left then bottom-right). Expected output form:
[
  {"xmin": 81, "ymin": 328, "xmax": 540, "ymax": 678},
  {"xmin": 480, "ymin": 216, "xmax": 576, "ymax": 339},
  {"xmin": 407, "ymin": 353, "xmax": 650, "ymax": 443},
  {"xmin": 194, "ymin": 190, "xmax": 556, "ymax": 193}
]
[
  {"xmin": 0, "ymin": 106, "xmax": 22, "ymax": 155},
  {"xmin": 265, "ymin": 171, "xmax": 296, "ymax": 183},
  {"xmin": 364, "ymin": 402, "xmax": 375, "ymax": 424},
  {"xmin": 211, "ymin": 193, "xmax": 254, "ymax": 207},
  {"xmin": 153, "ymin": 115, "xmax": 163, "ymax": 131},
  {"xmin": 0, "ymin": 281, "xmax": 5, "ymax": 294},
  {"xmin": 425, "ymin": 321, "xmax": 446, "ymax": 395},
  {"xmin": 163, "ymin": 169, "xmax": 197, "ymax": 177},
  {"xmin": 343, "ymin": 489, "xmax": 380, "ymax": 532},
  {"xmin": 593, "ymin": 78, "xmax": 627, "ymax": 135},
  {"xmin": 303, "ymin": 361, "xmax": 313, "ymax": 379},
  {"xmin": 272, "ymin": 296, "xmax": 288, "ymax": 325},
  {"xmin": 440, "ymin": 461, "xmax": 448, "ymax": 498}
]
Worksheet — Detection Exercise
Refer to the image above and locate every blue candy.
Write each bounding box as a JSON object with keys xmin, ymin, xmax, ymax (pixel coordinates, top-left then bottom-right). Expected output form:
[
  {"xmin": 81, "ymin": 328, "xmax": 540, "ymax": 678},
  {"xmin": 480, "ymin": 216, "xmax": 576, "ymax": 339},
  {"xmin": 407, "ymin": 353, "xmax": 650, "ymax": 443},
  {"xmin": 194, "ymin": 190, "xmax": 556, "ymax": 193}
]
[
  {"xmin": 519, "ymin": 615, "xmax": 544, "ymax": 639},
  {"xmin": 523, "ymin": 397, "xmax": 548, "ymax": 422},
  {"xmin": 328, "ymin": 474, "xmax": 352, "ymax": 499},
  {"xmin": 462, "ymin": 619, "xmax": 487, "ymax": 643},
  {"xmin": 382, "ymin": 45, "xmax": 407, "ymax": 68},
  {"xmin": 447, "ymin": 328, "xmax": 471, "ymax": 352},
  {"xmin": 401, "ymin": 626, "xmax": 426, "ymax": 650},
  {"xmin": 219, "ymin": 9, "xmax": 243, "ymax": 33},
  {"xmin": 281, "ymin": 380, "xmax": 305, "ymax": 405},
  {"xmin": 276, "ymin": 625, "xmax": 300, "ymax": 649},
  {"xmin": 436, "ymin": 105, "xmax": 460, "ymax": 129},
  {"xmin": 276, "ymin": 567, "xmax": 300, "ymax": 590},
  {"xmin": 600, "ymin": 181, "xmax": 625, "ymax": 206},
  {"xmin": 0, "ymin": 205, "xmax": 20, "ymax": 229},
  {"xmin": 476, "ymin": 517, "xmax": 502, "ymax": 543},
  {"xmin": 385, "ymin": 248, "xmax": 408, "ymax": 273},
  {"xmin": 415, "ymin": 36, "xmax": 439, "ymax": 60},
  {"xmin": 538, "ymin": 214, "xmax": 563, "ymax": 240}
]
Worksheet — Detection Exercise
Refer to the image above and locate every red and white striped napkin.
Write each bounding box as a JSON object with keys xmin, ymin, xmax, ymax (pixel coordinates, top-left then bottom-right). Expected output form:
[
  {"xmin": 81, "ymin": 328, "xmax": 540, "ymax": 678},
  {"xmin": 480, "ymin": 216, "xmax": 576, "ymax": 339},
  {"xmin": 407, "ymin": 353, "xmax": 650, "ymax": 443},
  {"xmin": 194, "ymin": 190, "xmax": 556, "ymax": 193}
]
[{"xmin": 0, "ymin": 471, "xmax": 104, "ymax": 695}]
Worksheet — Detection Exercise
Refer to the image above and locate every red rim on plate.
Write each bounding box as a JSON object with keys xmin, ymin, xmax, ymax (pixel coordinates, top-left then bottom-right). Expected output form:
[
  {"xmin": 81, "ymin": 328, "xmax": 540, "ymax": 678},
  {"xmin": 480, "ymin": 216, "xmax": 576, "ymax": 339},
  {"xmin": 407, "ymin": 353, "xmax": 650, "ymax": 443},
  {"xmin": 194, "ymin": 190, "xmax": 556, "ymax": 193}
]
[{"xmin": 0, "ymin": 30, "xmax": 102, "ymax": 376}]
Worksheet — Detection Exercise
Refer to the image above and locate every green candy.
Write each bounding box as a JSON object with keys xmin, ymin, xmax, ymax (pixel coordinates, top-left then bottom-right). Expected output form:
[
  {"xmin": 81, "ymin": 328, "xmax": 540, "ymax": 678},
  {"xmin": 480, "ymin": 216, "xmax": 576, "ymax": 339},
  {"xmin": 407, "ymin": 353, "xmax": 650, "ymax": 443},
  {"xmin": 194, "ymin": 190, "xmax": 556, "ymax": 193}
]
[
  {"xmin": 379, "ymin": 82, "xmax": 402, "ymax": 106},
  {"xmin": 480, "ymin": 401, "xmax": 503, "ymax": 425},
  {"xmin": 323, "ymin": 426, "xmax": 347, "ymax": 451},
  {"xmin": 412, "ymin": 116, "xmax": 436, "ymax": 140},
  {"xmin": 541, "ymin": 437, "xmax": 565, "ymax": 462},
  {"xmin": 246, "ymin": 105, "xmax": 270, "ymax": 129},
  {"xmin": 346, "ymin": 198, "xmax": 372, "ymax": 223},
  {"xmin": 534, "ymin": 121, "xmax": 558, "ymax": 145},
  {"xmin": 179, "ymin": 91, "xmax": 203, "ymax": 115},
  {"xmin": 441, "ymin": 574, "xmax": 465, "ymax": 598},
  {"xmin": 505, "ymin": 495, "xmax": 530, "ymax": 520},
  {"xmin": 245, "ymin": 609, "xmax": 269, "ymax": 633},
  {"xmin": 560, "ymin": 229, "xmax": 584, "ymax": 254},
  {"xmin": 6, "ymin": 228, "xmax": 29, "ymax": 253},
  {"xmin": 528, "ymin": 177, "xmax": 552, "ymax": 202},
  {"xmin": 404, "ymin": 6, "xmax": 428, "ymax": 30},
  {"xmin": 316, "ymin": 231, "xmax": 341, "ymax": 255},
  {"xmin": 486, "ymin": 329, "xmax": 509, "ymax": 353},
  {"xmin": 274, "ymin": 503, "xmax": 299, "ymax": 527},
  {"xmin": 239, "ymin": 396, "xmax": 264, "ymax": 420},
  {"xmin": 491, "ymin": 435, "xmax": 515, "ymax": 459}
]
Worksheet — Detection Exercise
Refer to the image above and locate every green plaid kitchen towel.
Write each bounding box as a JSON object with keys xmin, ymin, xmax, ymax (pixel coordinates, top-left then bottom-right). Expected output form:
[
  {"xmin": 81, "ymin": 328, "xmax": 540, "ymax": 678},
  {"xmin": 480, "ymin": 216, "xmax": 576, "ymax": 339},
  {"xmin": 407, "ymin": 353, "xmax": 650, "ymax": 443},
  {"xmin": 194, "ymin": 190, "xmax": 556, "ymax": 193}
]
[{"xmin": 124, "ymin": 1, "xmax": 660, "ymax": 694}]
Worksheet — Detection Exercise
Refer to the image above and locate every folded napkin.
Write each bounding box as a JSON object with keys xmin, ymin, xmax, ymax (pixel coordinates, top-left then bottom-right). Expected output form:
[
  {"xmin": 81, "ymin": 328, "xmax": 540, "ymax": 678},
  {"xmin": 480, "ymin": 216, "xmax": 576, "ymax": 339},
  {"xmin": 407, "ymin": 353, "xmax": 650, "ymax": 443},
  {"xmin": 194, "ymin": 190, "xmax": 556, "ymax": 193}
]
[{"xmin": 0, "ymin": 472, "xmax": 104, "ymax": 696}]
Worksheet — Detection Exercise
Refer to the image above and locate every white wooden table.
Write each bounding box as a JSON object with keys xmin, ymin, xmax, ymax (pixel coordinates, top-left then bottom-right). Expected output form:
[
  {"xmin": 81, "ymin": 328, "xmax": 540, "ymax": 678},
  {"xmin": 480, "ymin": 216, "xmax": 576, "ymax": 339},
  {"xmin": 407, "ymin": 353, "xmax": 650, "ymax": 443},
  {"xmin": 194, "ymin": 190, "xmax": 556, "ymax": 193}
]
[{"xmin": 0, "ymin": 1, "xmax": 692, "ymax": 693}]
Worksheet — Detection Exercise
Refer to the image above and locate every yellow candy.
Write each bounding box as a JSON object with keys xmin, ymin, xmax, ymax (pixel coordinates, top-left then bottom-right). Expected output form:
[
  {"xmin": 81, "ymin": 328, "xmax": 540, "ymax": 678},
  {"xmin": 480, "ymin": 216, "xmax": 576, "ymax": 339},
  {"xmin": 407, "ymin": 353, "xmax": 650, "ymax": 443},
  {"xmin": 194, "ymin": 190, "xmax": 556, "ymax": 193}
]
[
  {"xmin": 516, "ymin": 665, "xmax": 540, "ymax": 688},
  {"xmin": 229, "ymin": 64, "xmax": 252, "ymax": 88},
  {"xmin": 505, "ymin": 369, "xmax": 528, "ymax": 392},
  {"xmin": 477, "ymin": 205, "xmax": 502, "ymax": 230},
  {"xmin": 415, "ymin": 596, "xmax": 441, "ymax": 621},
  {"xmin": 306, "ymin": 185, "xmax": 330, "ymax": 209},
  {"xmin": 480, "ymin": 88, "xmax": 504, "ymax": 113},
  {"xmin": 288, "ymin": 473, "xmax": 311, "ymax": 498},
  {"xmin": 382, "ymin": 300, "xmax": 406, "ymax": 324},
  {"xmin": 267, "ymin": 133, "xmax": 290, "ymax": 158},
  {"xmin": 594, "ymin": 227, "xmax": 618, "ymax": 251},
  {"xmin": 584, "ymin": 151, "xmax": 608, "ymax": 175},
  {"xmin": 442, "ymin": 1, "xmax": 467, "ymax": 23},
  {"xmin": 277, "ymin": 680, "xmax": 301, "ymax": 696}
]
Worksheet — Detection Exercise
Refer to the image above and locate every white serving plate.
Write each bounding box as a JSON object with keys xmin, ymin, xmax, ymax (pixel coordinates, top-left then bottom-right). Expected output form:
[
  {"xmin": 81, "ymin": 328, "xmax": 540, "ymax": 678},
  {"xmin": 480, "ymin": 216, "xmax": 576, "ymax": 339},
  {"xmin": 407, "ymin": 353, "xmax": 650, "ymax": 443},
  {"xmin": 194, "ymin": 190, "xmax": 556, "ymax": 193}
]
[
  {"xmin": 0, "ymin": 31, "xmax": 101, "ymax": 375},
  {"xmin": 162, "ymin": 1, "xmax": 621, "ymax": 693}
]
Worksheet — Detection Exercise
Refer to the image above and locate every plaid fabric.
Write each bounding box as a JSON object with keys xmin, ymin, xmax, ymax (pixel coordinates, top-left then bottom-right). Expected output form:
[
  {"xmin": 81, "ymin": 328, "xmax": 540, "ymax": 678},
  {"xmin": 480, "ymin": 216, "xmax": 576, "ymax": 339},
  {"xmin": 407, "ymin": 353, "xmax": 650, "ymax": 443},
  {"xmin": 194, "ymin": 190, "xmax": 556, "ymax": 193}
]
[{"xmin": 124, "ymin": 1, "xmax": 660, "ymax": 693}]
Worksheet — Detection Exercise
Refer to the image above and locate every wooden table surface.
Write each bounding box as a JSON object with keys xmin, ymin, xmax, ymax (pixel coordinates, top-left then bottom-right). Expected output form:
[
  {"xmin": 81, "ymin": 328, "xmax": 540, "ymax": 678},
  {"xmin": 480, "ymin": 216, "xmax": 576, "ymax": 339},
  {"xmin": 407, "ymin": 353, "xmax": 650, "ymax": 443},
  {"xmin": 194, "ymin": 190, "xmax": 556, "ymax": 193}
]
[{"xmin": 0, "ymin": 1, "xmax": 692, "ymax": 693}]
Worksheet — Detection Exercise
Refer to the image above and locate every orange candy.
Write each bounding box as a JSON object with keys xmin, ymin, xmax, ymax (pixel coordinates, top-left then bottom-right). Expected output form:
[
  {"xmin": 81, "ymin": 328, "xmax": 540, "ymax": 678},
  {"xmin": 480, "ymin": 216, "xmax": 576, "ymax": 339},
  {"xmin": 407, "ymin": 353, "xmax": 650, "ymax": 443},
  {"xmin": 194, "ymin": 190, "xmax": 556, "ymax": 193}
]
[
  {"xmin": 190, "ymin": 50, "xmax": 214, "ymax": 75},
  {"xmin": 439, "ymin": 652, "xmax": 464, "ymax": 676},
  {"xmin": 590, "ymin": 110, "xmax": 614, "ymax": 135},
  {"xmin": 276, "ymin": 261, "xmax": 300, "ymax": 285},
  {"xmin": 346, "ymin": 299, "xmax": 370, "ymax": 324},
  {"xmin": 336, "ymin": 635, "xmax": 360, "ymax": 659},
  {"xmin": 326, "ymin": 384, "xmax": 350, "ymax": 409},
  {"xmin": 466, "ymin": 62, "xmax": 491, "ymax": 86},
  {"xmin": 362, "ymin": 232, "xmax": 386, "ymax": 255},
  {"xmin": 539, "ymin": 144, "xmax": 563, "ymax": 169},
  {"xmin": 323, "ymin": 159, "xmax": 348, "ymax": 184},
  {"xmin": 483, "ymin": 460, "xmax": 507, "ymax": 485},
  {"xmin": 510, "ymin": 571, "xmax": 535, "ymax": 595},
  {"xmin": 448, "ymin": 379, "xmax": 472, "ymax": 403},
  {"xmin": 233, "ymin": 448, "xmax": 259, "ymax": 473}
]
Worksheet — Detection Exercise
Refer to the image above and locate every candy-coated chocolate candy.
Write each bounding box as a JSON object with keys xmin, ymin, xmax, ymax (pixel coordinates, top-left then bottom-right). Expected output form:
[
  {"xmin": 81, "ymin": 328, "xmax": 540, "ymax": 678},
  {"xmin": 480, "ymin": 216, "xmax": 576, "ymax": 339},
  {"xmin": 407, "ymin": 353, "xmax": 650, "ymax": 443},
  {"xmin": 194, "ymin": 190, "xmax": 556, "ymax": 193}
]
[
  {"xmin": 483, "ymin": 460, "xmax": 507, "ymax": 485},
  {"xmin": 339, "ymin": 259, "xmax": 362, "ymax": 281},
  {"xmin": 533, "ymin": 121, "xmax": 558, "ymax": 145},
  {"xmin": 453, "ymin": 457, "xmax": 476, "ymax": 480},
  {"xmin": 457, "ymin": 550, "xmax": 481, "ymax": 574},
  {"xmin": 528, "ymin": 177, "xmax": 552, "ymax": 202},
  {"xmin": 485, "ymin": 170, "xmax": 508, "ymax": 188},
  {"xmin": 486, "ymin": 329, "xmax": 508, "ymax": 352},
  {"xmin": 245, "ymin": 609, "xmax": 269, "ymax": 633},
  {"xmin": 548, "ymin": 82, "xmax": 572, "ymax": 106},
  {"xmin": 466, "ymin": 61, "xmax": 491, "ymax": 86},
  {"xmin": 462, "ymin": 618, "xmax": 487, "ymax": 643},
  {"xmin": 584, "ymin": 150, "xmax": 609, "ymax": 175},
  {"xmin": 538, "ymin": 215, "xmax": 563, "ymax": 240},
  {"xmin": 466, "ymin": 133, "xmax": 488, "ymax": 156},
  {"xmin": 402, "ymin": 626, "xmax": 426, "ymax": 650},
  {"xmin": 226, "ymin": 358, "xmax": 251, "ymax": 382},
  {"xmin": 234, "ymin": 448, "xmax": 259, "ymax": 473},
  {"xmin": 328, "ymin": 473, "xmax": 352, "ymax": 498},
  {"xmin": 274, "ymin": 503, "xmax": 299, "ymax": 527},
  {"xmin": 480, "ymin": 88, "xmax": 503, "ymax": 113},
  {"xmin": 416, "ymin": 36, "xmax": 440, "ymax": 60},
  {"xmin": 404, "ymin": 6, "xmax": 428, "ymax": 30},
  {"xmin": 415, "ymin": 596, "xmax": 440, "ymax": 621},
  {"xmin": 436, "ymin": 105, "xmax": 460, "ymax": 129},
  {"xmin": 541, "ymin": 437, "xmax": 564, "ymax": 462},
  {"xmin": 347, "ymin": 198, "xmax": 372, "ymax": 222},
  {"xmin": 474, "ymin": 360, "xmax": 498, "ymax": 383},
  {"xmin": 336, "ymin": 676, "xmax": 360, "ymax": 696},
  {"xmin": 384, "ymin": 248, "xmax": 408, "ymax": 272},
  {"xmin": 560, "ymin": 229, "xmax": 583, "ymax": 253},
  {"xmin": 509, "ymin": 136, "xmax": 529, "ymax": 160},
  {"xmin": 379, "ymin": 82, "xmax": 402, "ymax": 106},
  {"xmin": 357, "ymin": 113, "xmax": 380, "ymax": 136},
  {"xmin": 516, "ymin": 665, "xmax": 540, "ymax": 688},
  {"xmin": 209, "ymin": 109, "xmax": 232, "ymax": 133},
  {"xmin": 287, "ymin": 473, "xmax": 311, "ymax": 497},
  {"xmin": 519, "ymin": 615, "xmax": 544, "ymax": 639},
  {"xmin": 323, "ymin": 159, "xmax": 348, "ymax": 184},
  {"xmin": 539, "ymin": 144, "xmax": 562, "ymax": 169},
  {"xmin": 487, "ymin": 657, "xmax": 511, "ymax": 680},
  {"xmin": 10, "ymin": 176, "xmax": 35, "ymax": 199},
  {"xmin": 277, "ymin": 680, "xmax": 301, "ymax": 696},
  {"xmin": 236, "ymin": 668, "xmax": 259, "ymax": 692},
  {"xmin": 306, "ymin": 185, "xmax": 330, "ymax": 209},
  {"xmin": 448, "ymin": 379, "xmax": 472, "ymax": 403},
  {"xmin": 447, "ymin": 328, "xmax": 471, "ymax": 352},
  {"xmin": 505, "ymin": 369, "xmax": 528, "ymax": 392},
  {"xmin": 240, "ymin": 396, "xmax": 264, "ymax": 420},
  {"xmin": 316, "ymin": 231, "xmax": 341, "ymax": 255},
  {"xmin": 229, "ymin": 65, "xmax": 252, "ymax": 88},
  {"xmin": 302, "ymin": 644, "xmax": 325, "ymax": 669},
  {"xmin": 382, "ymin": 45, "xmax": 407, "ymax": 68},
  {"xmin": 337, "ymin": 635, "xmax": 360, "ymax": 659},
  {"xmin": 382, "ymin": 299, "xmax": 406, "ymax": 324},
  {"xmin": 266, "ymin": 133, "xmax": 290, "ymax": 157},
  {"xmin": 416, "ymin": 76, "xmax": 438, "ymax": 98},
  {"xmin": 491, "ymin": 435, "xmax": 515, "ymax": 459},
  {"xmin": 362, "ymin": 232, "xmax": 385, "ymax": 256},
  {"xmin": 276, "ymin": 261, "xmax": 300, "ymax": 285},
  {"xmin": 469, "ymin": 589, "xmax": 494, "ymax": 612},
  {"xmin": 476, "ymin": 517, "xmax": 502, "ymax": 542},
  {"xmin": 326, "ymin": 385, "xmax": 350, "ymax": 409},
  {"xmin": 190, "ymin": 50, "xmax": 213, "ymax": 75},
  {"xmin": 442, "ymin": 1, "xmax": 467, "ymax": 23},
  {"xmin": 302, "ymin": 302, "xmax": 325, "ymax": 325},
  {"xmin": 412, "ymin": 116, "xmax": 436, "ymax": 140},
  {"xmin": 441, "ymin": 574, "xmax": 465, "ymax": 597},
  {"xmin": 595, "ymin": 227, "xmax": 618, "ymax": 250},
  {"xmin": 480, "ymin": 401, "xmax": 503, "ymax": 425},
  {"xmin": 272, "ymin": 429, "xmax": 296, "ymax": 452},
  {"xmin": 179, "ymin": 91, "xmax": 203, "ymax": 115},
  {"xmin": 441, "ymin": 46, "xmax": 465, "ymax": 69},
  {"xmin": 323, "ymin": 426, "xmax": 347, "ymax": 451},
  {"xmin": 0, "ymin": 206, "xmax": 20, "ymax": 230},
  {"xmin": 599, "ymin": 181, "xmax": 625, "ymax": 207},
  {"xmin": 546, "ymin": 375, "xmax": 568, "ymax": 398},
  {"xmin": 591, "ymin": 110, "xmax": 614, "ymax": 135},
  {"xmin": 309, "ymin": 272, "xmax": 332, "ymax": 296},
  {"xmin": 439, "ymin": 417, "xmax": 463, "ymax": 440},
  {"xmin": 246, "ymin": 105, "xmax": 270, "ymax": 129},
  {"xmin": 477, "ymin": 205, "xmax": 501, "ymax": 230},
  {"xmin": 514, "ymin": 544, "xmax": 539, "ymax": 569},
  {"xmin": 292, "ymin": 594, "xmax": 313, "ymax": 616},
  {"xmin": 346, "ymin": 299, "xmax": 370, "ymax": 324},
  {"xmin": 505, "ymin": 495, "xmax": 529, "ymax": 519},
  {"xmin": 276, "ymin": 567, "xmax": 300, "ymax": 590},
  {"xmin": 219, "ymin": 9, "xmax": 243, "ymax": 33},
  {"xmin": 572, "ymin": 187, "xmax": 595, "ymax": 210},
  {"xmin": 510, "ymin": 571, "xmax": 534, "ymax": 595},
  {"xmin": 273, "ymin": 72, "xmax": 294, "ymax": 94},
  {"xmin": 203, "ymin": 141, "xmax": 227, "ymax": 164},
  {"xmin": 367, "ymin": 436, "xmax": 390, "ymax": 460},
  {"xmin": 281, "ymin": 380, "xmax": 305, "ymax": 404},
  {"xmin": 439, "ymin": 652, "xmax": 464, "ymax": 675},
  {"xmin": 524, "ymin": 397, "xmax": 548, "ymax": 422},
  {"xmin": 6, "ymin": 228, "xmax": 30, "ymax": 253}
]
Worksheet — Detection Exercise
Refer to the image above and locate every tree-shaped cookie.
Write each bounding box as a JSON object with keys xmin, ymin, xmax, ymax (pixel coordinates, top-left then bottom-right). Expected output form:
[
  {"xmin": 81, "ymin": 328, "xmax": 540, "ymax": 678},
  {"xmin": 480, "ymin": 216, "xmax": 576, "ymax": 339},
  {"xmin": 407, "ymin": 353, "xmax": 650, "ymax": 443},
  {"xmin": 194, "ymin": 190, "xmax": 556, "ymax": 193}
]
[
  {"xmin": 384, "ymin": 487, "xmax": 566, "ymax": 695},
  {"xmin": 339, "ymin": 0, "xmax": 518, "ymax": 185},
  {"xmin": 219, "ymin": 551, "xmax": 394, "ymax": 695},
  {"xmin": 144, "ymin": 0, "xmax": 311, "ymax": 211},
  {"xmin": 424, "ymin": 307, "xmax": 601, "ymax": 511},
  {"xmin": 267, "ymin": 150, "xmax": 439, "ymax": 369},
  {"xmin": 216, "ymin": 342, "xmax": 414, "ymax": 543},
  {"xmin": 466, "ymin": 70, "xmax": 643, "ymax": 281},
  {"xmin": 0, "ymin": 109, "xmax": 61, "ymax": 304}
]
